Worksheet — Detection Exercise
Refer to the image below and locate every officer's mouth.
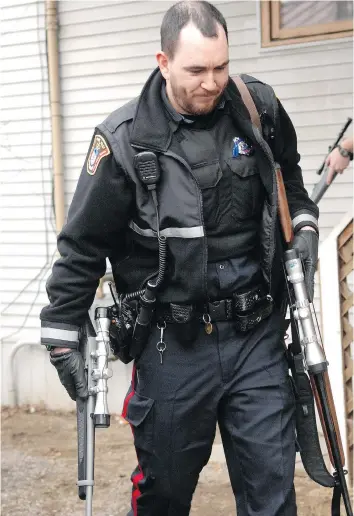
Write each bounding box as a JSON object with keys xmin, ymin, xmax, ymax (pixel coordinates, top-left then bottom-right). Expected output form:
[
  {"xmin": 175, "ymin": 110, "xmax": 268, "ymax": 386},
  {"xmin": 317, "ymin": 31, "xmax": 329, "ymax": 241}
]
[{"xmin": 196, "ymin": 94, "xmax": 217, "ymax": 99}]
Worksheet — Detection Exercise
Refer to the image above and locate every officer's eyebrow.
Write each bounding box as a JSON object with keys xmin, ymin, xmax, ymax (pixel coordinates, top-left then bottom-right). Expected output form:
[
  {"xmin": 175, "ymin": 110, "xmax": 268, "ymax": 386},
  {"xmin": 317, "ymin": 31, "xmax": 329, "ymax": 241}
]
[{"xmin": 183, "ymin": 60, "xmax": 229, "ymax": 72}]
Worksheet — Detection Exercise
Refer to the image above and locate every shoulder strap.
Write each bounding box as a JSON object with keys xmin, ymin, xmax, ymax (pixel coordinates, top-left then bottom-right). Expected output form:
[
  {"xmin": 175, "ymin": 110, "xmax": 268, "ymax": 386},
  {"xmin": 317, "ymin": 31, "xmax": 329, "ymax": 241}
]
[
  {"xmin": 233, "ymin": 76, "xmax": 294, "ymax": 243},
  {"xmin": 232, "ymin": 75, "xmax": 262, "ymax": 132}
]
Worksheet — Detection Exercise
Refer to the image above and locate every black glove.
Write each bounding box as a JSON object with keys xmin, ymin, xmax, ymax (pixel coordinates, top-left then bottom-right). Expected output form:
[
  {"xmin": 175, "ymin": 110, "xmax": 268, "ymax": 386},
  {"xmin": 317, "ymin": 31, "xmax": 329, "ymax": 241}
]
[
  {"xmin": 50, "ymin": 350, "xmax": 88, "ymax": 401},
  {"xmin": 292, "ymin": 229, "xmax": 319, "ymax": 302}
]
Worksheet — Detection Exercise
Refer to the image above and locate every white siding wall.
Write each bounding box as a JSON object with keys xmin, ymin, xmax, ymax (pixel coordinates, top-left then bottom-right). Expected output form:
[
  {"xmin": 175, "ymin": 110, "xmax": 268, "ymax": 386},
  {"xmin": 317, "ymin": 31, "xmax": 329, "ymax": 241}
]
[
  {"xmin": 1, "ymin": 1, "xmax": 59, "ymax": 403},
  {"xmin": 1, "ymin": 0, "xmax": 353, "ymax": 408}
]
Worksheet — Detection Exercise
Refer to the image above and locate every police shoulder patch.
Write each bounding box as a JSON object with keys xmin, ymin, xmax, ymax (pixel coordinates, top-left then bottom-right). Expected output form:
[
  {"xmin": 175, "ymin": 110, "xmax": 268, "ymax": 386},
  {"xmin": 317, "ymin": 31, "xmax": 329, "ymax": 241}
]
[{"xmin": 87, "ymin": 134, "xmax": 110, "ymax": 175}]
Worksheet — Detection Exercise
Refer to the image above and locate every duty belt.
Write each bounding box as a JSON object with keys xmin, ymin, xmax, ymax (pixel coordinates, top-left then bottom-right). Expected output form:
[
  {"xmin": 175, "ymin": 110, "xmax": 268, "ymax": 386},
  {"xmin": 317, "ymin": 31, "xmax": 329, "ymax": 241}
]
[{"xmin": 156, "ymin": 285, "xmax": 274, "ymax": 333}]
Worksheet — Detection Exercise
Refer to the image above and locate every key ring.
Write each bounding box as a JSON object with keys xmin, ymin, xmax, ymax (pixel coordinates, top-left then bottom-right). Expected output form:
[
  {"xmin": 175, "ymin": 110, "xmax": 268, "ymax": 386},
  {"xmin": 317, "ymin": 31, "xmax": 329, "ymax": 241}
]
[
  {"xmin": 202, "ymin": 313, "xmax": 211, "ymax": 325},
  {"xmin": 203, "ymin": 313, "xmax": 213, "ymax": 335},
  {"xmin": 156, "ymin": 340, "xmax": 166, "ymax": 352},
  {"xmin": 156, "ymin": 320, "xmax": 167, "ymax": 364},
  {"xmin": 157, "ymin": 320, "xmax": 166, "ymax": 350}
]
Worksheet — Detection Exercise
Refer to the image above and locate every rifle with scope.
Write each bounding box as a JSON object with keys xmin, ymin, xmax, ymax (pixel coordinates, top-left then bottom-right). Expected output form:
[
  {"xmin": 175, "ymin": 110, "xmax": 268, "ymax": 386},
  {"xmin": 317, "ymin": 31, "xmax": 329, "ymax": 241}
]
[{"xmin": 76, "ymin": 308, "xmax": 112, "ymax": 516}]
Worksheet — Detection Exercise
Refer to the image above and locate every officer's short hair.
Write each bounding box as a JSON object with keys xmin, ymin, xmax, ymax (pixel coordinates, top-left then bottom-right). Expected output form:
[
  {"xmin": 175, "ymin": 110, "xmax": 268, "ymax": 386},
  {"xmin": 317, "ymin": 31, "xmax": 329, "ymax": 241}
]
[{"xmin": 161, "ymin": 1, "xmax": 228, "ymax": 59}]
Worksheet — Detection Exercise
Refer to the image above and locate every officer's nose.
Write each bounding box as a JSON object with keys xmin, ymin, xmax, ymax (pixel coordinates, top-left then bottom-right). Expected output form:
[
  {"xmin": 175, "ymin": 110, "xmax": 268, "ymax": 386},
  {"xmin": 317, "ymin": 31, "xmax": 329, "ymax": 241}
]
[{"xmin": 201, "ymin": 75, "xmax": 217, "ymax": 93}]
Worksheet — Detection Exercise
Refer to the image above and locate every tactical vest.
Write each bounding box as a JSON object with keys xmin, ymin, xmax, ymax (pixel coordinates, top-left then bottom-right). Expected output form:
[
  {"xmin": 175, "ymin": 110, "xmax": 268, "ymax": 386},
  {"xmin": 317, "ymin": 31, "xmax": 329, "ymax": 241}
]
[{"xmin": 172, "ymin": 109, "xmax": 265, "ymax": 262}]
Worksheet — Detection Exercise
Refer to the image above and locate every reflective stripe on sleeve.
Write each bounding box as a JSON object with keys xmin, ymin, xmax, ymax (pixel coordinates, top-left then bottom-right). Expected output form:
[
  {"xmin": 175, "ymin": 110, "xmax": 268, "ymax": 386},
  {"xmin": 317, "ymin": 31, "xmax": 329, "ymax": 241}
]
[
  {"xmin": 129, "ymin": 220, "xmax": 204, "ymax": 238},
  {"xmin": 292, "ymin": 214, "xmax": 318, "ymax": 230},
  {"xmin": 41, "ymin": 327, "xmax": 79, "ymax": 343}
]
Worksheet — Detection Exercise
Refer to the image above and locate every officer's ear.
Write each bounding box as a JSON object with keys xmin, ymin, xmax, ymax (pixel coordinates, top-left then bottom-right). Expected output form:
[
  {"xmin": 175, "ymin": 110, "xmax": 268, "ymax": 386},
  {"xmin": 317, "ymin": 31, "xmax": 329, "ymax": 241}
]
[{"xmin": 156, "ymin": 51, "xmax": 170, "ymax": 81}]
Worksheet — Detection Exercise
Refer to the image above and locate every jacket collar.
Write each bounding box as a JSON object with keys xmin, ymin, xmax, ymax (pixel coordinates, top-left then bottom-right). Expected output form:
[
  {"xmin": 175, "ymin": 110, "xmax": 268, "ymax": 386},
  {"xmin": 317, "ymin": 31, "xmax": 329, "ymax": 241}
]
[
  {"xmin": 130, "ymin": 67, "xmax": 259, "ymax": 153},
  {"xmin": 130, "ymin": 68, "xmax": 172, "ymax": 152}
]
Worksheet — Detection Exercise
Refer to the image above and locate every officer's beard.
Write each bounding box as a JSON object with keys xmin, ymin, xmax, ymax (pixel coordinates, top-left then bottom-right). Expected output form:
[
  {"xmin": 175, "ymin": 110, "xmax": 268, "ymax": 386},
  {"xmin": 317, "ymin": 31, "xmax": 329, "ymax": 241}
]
[{"xmin": 170, "ymin": 79, "xmax": 224, "ymax": 116}]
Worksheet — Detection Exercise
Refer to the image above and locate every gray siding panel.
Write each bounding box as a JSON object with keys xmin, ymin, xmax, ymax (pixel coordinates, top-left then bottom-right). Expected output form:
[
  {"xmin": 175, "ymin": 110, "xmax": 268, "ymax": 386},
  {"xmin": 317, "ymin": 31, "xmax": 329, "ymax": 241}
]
[{"xmin": 0, "ymin": 1, "xmax": 56, "ymax": 346}]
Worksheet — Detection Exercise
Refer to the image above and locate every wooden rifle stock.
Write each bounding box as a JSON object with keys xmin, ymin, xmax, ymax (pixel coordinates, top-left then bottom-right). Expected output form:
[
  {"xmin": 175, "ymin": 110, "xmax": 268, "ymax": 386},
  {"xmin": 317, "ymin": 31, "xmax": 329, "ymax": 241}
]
[
  {"xmin": 275, "ymin": 167, "xmax": 293, "ymax": 245},
  {"xmin": 310, "ymin": 373, "xmax": 345, "ymax": 468}
]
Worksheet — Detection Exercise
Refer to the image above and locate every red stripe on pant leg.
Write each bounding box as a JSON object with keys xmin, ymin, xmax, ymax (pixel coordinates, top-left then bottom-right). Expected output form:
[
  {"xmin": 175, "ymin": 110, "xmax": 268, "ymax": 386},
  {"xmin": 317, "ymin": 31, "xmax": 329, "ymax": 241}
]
[
  {"xmin": 122, "ymin": 389, "xmax": 134, "ymax": 419},
  {"xmin": 131, "ymin": 466, "xmax": 145, "ymax": 514},
  {"xmin": 132, "ymin": 487, "xmax": 141, "ymax": 516},
  {"xmin": 125, "ymin": 363, "xmax": 144, "ymax": 515},
  {"xmin": 132, "ymin": 471, "xmax": 144, "ymax": 485},
  {"xmin": 132, "ymin": 470, "xmax": 144, "ymax": 515}
]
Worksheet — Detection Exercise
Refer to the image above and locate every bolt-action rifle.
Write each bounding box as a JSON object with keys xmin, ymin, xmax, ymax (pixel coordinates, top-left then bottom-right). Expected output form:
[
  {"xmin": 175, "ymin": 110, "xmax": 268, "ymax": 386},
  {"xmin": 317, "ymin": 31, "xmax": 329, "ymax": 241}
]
[
  {"xmin": 277, "ymin": 167, "xmax": 352, "ymax": 516},
  {"xmin": 233, "ymin": 76, "xmax": 352, "ymax": 516},
  {"xmin": 311, "ymin": 118, "xmax": 352, "ymax": 204}
]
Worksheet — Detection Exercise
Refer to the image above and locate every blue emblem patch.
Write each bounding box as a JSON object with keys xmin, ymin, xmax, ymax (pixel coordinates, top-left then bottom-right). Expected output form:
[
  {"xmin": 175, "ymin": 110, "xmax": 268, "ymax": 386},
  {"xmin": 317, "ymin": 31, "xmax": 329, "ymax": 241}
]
[{"xmin": 232, "ymin": 137, "xmax": 253, "ymax": 158}]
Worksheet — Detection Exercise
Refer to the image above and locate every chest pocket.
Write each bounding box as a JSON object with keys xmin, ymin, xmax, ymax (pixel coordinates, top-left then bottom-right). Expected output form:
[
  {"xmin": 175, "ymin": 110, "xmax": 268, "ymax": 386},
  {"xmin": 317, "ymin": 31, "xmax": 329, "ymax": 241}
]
[
  {"xmin": 225, "ymin": 156, "xmax": 264, "ymax": 223},
  {"xmin": 191, "ymin": 159, "xmax": 222, "ymax": 230}
]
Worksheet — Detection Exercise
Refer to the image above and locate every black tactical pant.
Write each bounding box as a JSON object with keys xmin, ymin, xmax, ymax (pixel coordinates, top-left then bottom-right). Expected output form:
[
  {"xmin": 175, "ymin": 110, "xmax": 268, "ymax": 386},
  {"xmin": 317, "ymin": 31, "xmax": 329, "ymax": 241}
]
[{"xmin": 123, "ymin": 310, "xmax": 297, "ymax": 516}]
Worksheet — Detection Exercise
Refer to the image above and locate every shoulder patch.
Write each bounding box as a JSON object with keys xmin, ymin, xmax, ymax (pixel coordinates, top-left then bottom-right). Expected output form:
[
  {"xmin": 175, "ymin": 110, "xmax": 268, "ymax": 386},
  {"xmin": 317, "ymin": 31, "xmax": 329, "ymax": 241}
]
[{"xmin": 87, "ymin": 134, "xmax": 110, "ymax": 175}]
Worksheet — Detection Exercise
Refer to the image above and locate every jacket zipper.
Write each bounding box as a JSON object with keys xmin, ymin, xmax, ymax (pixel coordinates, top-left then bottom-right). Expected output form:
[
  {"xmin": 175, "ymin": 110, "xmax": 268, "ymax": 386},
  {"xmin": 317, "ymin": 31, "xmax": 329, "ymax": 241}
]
[{"xmin": 164, "ymin": 149, "xmax": 208, "ymax": 300}]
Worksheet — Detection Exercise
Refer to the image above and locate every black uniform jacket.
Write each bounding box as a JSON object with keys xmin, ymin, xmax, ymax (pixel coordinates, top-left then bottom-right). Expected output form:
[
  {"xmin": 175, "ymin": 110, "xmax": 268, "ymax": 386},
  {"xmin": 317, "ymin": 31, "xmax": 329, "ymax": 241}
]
[{"xmin": 40, "ymin": 69, "xmax": 319, "ymax": 349}]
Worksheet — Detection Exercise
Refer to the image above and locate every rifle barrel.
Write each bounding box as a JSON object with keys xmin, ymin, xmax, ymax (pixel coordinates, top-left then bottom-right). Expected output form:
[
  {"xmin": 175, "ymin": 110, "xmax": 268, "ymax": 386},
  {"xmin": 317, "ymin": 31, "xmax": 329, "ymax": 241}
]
[
  {"xmin": 76, "ymin": 397, "xmax": 87, "ymax": 500},
  {"xmin": 310, "ymin": 169, "xmax": 337, "ymax": 204}
]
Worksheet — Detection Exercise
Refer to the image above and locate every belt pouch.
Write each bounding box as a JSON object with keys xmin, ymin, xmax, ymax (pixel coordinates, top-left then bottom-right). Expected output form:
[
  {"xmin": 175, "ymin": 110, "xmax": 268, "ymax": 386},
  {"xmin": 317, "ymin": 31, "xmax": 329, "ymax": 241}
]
[
  {"xmin": 109, "ymin": 321, "xmax": 134, "ymax": 364},
  {"xmin": 170, "ymin": 303, "xmax": 199, "ymax": 344},
  {"xmin": 109, "ymin": 300, "xmax": 137, "ymax": 364},
  {"xmin": 232, "ymin": 285, "xmax": 263, "ymax": 313},
  {"xmin": 233, "ymin": 295, "xmax": 273, "ymax": 332},
  {"xmin": 115, "ymin": 340, "xmax": 134, "ymax": 364},
  {"xmin": 130, "ymin": 296, "xmax": 155, "ymax": 359}
]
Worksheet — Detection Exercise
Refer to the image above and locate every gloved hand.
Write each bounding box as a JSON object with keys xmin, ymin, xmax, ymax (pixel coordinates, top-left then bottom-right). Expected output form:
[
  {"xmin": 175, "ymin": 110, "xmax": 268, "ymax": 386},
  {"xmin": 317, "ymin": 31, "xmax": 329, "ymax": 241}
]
[
  {"xmin": 50, "ymin": 349, "xmax": 88, "ymax": 401},
  {"xmin": 292, "ymin": 229, "xmax": 319, "ymax": 302}
]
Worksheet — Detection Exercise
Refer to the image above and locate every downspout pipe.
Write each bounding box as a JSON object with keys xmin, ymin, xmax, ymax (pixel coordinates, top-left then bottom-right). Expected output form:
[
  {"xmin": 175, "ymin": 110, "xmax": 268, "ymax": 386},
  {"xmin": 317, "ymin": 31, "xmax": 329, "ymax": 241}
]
[{"xmin": 46, "ymin": 0, "xmax": 65, "ymax": 233}]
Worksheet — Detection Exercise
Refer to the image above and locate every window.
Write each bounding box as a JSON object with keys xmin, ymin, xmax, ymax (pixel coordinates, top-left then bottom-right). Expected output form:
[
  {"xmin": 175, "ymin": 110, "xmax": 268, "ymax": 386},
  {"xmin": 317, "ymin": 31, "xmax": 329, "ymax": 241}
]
[{"xmin": 261, "ymin": 1, "xmax": 353, "ymax": 47}]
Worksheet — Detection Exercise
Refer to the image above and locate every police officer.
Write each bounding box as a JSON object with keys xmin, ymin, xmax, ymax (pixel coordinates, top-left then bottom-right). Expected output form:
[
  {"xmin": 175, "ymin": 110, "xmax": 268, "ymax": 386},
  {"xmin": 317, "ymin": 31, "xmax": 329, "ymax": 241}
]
[{"xmin": 41, "ymin": 2, "xmax": 319, "ymax": 515}]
